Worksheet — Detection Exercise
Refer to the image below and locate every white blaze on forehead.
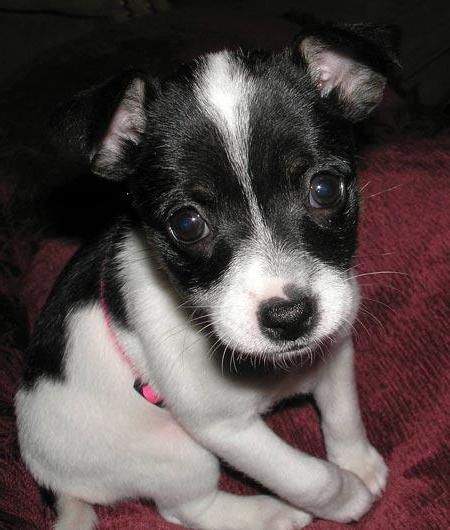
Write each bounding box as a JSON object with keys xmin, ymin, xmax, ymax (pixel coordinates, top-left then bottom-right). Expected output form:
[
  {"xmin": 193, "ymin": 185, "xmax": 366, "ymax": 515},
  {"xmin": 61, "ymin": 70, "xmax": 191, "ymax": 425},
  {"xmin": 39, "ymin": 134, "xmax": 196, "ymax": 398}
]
[
  {"xmin": 194, "ymin": 51, "xmax": 271, "ymax": 241},
  {"xmin": 195, "ymin": 52, "xmax": 254, "ymax": 194}
]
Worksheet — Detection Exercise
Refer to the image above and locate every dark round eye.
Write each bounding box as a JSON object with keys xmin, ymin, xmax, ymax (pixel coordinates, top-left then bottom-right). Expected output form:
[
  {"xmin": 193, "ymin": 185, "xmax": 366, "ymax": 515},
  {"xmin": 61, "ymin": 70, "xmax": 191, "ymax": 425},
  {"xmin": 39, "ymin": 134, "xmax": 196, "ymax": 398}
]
[
  {"xmin": 309, "ymin": 173, "xmax": 344, "ymax": 208},
  {"xmin": 168, "ymin": 208, "xmax": 210, "ymax": 243}
]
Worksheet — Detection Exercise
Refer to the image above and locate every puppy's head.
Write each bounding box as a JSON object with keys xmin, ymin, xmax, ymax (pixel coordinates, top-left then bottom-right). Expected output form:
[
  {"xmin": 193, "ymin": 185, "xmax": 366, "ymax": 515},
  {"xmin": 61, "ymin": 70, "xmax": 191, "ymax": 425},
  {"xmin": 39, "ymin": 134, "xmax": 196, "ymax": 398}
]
[{"xmin": 56, "ymin": 23, "xmax": 398, "ymax": 360}]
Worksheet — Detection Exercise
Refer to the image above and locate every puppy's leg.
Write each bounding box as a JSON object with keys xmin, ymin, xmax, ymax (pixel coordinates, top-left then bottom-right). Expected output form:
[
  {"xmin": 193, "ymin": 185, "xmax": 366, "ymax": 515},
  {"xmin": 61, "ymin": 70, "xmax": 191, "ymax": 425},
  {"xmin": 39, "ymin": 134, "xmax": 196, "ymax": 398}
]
[
  {"xmin": 159, "ymin": 491, "xmax": 312, "ymax": 530},
  {"xmin": 313, "ymin": 334, "xmax": 388, "ymax": 497},
  {"xmin": 149, "ymin": 418, "xmax": 312, "ymax": 530},
  {"xmin": 190, "ymin": 416, "xmax": 374, "ymax": 523},
  {"xmin": 54, "ymin": 495, "xmax": 98, "ymax": 530},
  {"xmin": 37, "ymin": 393, "xmax": 309, "ymax": 530}
]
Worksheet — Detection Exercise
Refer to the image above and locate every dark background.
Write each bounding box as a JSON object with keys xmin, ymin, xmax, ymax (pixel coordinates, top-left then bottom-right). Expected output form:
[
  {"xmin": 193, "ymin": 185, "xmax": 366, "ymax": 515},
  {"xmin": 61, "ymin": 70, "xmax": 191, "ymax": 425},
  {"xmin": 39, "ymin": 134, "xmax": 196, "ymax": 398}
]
[
  {"xmin": 1, "ymin": 0, "xmax": 449, "ymax": 151},
  {"xmin": 1, "ymin": 0, "xmax": 449, "ymax": 107}
]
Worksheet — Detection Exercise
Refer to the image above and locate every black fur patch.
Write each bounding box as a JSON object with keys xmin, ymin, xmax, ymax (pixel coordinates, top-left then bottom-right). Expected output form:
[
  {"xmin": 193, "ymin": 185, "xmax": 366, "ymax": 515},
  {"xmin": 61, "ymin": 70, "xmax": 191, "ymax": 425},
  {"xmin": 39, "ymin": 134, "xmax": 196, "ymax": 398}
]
[
  {"xmin": 22, "ymin": 220, "xmax": 131, "ymax": 388},
  {"xmin": 39, "ymin": 486, "xmax": 56, "ymax": 510}
]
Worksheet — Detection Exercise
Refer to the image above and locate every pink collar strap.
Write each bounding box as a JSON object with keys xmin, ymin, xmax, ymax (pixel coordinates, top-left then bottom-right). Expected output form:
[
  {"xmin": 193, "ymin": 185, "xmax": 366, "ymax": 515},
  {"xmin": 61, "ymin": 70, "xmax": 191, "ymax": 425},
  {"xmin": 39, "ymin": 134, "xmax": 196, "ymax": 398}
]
[{"xmin": 100, "ymin": 271, "xmax": 163, "ymax": 407}]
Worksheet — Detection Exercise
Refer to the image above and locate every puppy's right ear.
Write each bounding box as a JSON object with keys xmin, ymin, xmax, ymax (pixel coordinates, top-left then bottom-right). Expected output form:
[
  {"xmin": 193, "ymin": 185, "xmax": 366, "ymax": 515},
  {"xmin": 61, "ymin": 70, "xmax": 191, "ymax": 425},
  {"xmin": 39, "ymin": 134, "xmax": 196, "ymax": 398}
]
[
  {"xmin": 295, "ymin": 22, "xmax": 400, "ymax": 122},
  {"xmin": 51, "ymin": 72, "xmax": 153, "ymax": 181}
]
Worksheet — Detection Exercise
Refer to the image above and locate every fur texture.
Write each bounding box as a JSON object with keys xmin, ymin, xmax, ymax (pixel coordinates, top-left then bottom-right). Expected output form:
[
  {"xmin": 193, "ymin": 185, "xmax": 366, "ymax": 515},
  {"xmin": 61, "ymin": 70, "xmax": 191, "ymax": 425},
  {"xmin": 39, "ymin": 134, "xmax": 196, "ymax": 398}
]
[{"xmin": 16, "ymin": 23, "xmax": 398, "ymax": 529}]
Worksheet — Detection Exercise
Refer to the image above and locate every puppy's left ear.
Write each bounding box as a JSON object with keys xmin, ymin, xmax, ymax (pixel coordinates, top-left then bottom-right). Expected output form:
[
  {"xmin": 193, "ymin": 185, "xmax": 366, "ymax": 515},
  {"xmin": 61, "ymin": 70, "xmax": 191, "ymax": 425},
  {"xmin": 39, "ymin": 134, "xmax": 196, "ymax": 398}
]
[
  {"xmin": 91, "ymin": 76, "xmax": 146, "ymax": 180},
  {"xmin": 50, "ymin": 71, "xmax": 152, "ymax": 181},
  {"xmin": 295, "ymin": 23, "xmax": 401, "ymax": 121}
]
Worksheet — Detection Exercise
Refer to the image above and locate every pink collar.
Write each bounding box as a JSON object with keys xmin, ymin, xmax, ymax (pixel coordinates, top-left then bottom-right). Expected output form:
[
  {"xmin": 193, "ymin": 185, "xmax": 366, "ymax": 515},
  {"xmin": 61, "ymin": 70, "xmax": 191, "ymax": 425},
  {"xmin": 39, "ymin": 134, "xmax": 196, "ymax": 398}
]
[{"xmin": 100, "ymin": 272, "xmax": 163, "ymax": 406}]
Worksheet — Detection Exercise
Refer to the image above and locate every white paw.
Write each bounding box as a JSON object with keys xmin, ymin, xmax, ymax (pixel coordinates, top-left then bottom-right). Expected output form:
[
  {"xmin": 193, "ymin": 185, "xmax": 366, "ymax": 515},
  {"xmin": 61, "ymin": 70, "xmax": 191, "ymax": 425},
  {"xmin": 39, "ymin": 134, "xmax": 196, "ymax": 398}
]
[
  {"xmin": 311, "ymin": 467, "xmax": 374, "ymax": 523},
  {"xmin": 333, "ymin": 444, "xmax": 388, "ymax": 497},
  {"xmin": 265, "ymin": 506, "xmax": 312, "ymax": 530}
]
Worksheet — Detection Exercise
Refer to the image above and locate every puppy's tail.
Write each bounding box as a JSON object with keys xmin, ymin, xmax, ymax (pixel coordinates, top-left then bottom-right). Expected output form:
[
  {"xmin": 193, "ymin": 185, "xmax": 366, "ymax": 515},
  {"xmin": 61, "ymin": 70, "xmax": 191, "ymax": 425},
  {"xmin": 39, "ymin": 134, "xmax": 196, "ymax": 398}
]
[{"xmin": 54, "ymin": 495, "xmax": 98, "ymax": 530}]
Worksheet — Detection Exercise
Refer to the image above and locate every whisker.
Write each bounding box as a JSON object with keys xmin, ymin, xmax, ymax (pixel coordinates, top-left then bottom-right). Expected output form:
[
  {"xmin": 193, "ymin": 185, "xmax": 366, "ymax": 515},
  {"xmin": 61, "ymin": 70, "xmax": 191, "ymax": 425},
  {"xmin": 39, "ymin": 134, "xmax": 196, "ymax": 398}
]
[
  {"xmin": 182, "ymin": 329, "xmax": 216, "ymax": 356},
  {"xmin": 341, "ymin": 317, "xmax": 359, "ymax": 340},
  {"xmin": 348, "ymin": 270, "xmax": 408, "ymax": 281},
  {"xmin": 359, "ymin": 180, "xmax": 371, "ymax": 193},
  {"xmin": 181, "ymin": 304, "xmax": 248, "ymax": 310},
  {"xmin": 221, "ymin": 339, "xmax": 233, "ymax": 376},
  {"xmin": 354, "ymin": 251, "xmax": 396, "ymax": 259},
  {"xmin": 151, "ymin": 325, "xmax": 187, "ymax": 350},
  {"xmin": 359, "ymin": 305, "xmax": 384, "ymax": 330},
  {"xmin": 207, "ymin": 338, "xmax": 224, "ymax": 361},
  {"xmin": 361, "ymin": 297, "xmax": 396, "ymax": 313},
  {"xmin": 365, "ymin": 183, "xmax": 403, "ymax": 199},
  {"xmin": 353, "ymin": 314, "xmax": 371, "ymax": 338},
  {"xmin": 359, "ymin": 282, "xmax": 404, "ymax": 294},
  {"xmin": 230, "ymin": 346, "xmax": 238, "ymax": 374}
]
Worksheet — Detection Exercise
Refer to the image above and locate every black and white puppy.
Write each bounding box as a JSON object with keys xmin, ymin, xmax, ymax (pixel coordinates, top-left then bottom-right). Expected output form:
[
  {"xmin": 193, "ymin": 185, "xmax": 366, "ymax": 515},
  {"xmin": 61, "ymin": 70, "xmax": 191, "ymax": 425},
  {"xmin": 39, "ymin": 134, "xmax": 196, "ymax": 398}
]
[{"xmin": 16, "ymin": 23, "xmax": 398, "ymax": 530}]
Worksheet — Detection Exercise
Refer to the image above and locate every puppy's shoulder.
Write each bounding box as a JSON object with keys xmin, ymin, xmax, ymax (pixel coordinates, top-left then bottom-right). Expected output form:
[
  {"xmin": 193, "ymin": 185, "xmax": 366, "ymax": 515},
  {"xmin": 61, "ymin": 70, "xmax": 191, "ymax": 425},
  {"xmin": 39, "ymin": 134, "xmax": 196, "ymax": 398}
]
[{"xmin": 22, "ymin": 218, "xmax": 132, "ymax": 389}]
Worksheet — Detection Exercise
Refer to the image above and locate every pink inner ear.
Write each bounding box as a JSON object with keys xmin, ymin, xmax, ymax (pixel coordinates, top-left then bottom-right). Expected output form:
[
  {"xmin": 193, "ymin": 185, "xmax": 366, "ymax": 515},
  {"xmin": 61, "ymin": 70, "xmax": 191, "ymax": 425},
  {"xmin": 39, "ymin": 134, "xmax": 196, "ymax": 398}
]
[
  {"xmin": 92, "ymin": 78, "xmax": 145, "ymax": 169},
  {"xmin": 300, "ymin": 36, "xmax": 386, "ymax": 117},
  {"xmin": 312, "ymin": 49, "xmax": 362, "ymax": 99},
  {"xmin": 102, "ymin": 107, "xmax": 141, "ymax": 155}
]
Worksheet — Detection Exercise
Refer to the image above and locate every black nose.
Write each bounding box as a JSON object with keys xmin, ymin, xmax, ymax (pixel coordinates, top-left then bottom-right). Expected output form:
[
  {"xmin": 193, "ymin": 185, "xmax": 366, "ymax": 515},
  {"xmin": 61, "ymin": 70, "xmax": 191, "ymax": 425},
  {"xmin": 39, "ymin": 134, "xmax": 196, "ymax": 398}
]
[{"xmin": 258, "ymin": 296, "xmax": 315, "ymax": 341}]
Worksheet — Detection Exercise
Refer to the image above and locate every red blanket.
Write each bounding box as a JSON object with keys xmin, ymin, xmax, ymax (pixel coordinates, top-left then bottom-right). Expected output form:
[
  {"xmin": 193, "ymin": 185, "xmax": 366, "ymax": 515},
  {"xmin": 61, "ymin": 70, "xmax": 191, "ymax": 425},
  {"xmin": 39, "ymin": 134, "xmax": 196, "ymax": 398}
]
[{"xmin": 1, "ymin": 133, "xmax": 449, "ymax": 528}]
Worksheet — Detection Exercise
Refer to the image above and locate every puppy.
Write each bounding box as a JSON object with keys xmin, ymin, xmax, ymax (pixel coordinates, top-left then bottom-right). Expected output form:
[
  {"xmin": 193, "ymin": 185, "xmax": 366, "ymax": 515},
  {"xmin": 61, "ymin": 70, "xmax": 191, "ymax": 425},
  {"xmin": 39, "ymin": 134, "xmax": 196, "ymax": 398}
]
[{"xmin": 16, "ymin": 22, "xmax": 397, "ymax": 530}]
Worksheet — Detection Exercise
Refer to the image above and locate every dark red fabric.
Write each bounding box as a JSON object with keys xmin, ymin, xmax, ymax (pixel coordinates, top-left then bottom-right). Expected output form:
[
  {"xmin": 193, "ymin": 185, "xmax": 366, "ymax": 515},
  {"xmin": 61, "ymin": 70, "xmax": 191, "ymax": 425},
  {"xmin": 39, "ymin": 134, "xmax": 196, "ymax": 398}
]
[{"xmin": 1, "ymin": 133, "xmax": 449, "ymax": 528}]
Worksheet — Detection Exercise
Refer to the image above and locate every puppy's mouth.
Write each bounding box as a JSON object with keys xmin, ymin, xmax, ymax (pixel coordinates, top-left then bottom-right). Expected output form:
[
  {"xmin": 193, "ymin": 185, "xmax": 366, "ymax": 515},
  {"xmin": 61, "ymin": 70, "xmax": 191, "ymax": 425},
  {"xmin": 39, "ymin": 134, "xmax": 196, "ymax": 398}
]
[
  {"xmin": 275, "ymin": 344, "xmax": 313, "ymax": 355},
  {"xmin": 264, "ymin": 343, "xmax": 317, "ymax": 360},
  {"xmin": 228, "ymin": 342, "xmax": 316, "ymax": 360}
]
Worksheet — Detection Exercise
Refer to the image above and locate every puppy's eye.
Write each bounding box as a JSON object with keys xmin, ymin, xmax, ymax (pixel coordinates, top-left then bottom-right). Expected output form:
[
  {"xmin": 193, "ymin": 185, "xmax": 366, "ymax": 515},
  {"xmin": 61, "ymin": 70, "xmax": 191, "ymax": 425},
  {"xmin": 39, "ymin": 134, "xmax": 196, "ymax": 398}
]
[
  {"xmin": 168, "ymin": 208, "xmax": 210, "ymax": 243},
  {"xmin": 309, "ymin": 174, "xmax": 344, "ymax": 208}
]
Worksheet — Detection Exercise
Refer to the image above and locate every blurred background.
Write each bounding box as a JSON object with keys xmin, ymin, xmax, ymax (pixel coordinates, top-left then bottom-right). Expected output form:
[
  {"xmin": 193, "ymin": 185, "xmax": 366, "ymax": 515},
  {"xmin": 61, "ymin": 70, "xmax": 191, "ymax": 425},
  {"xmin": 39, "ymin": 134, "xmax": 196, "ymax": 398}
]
[
  {"xmin": 1, "ymin": 0, "xmax": 449, "ymax": 152},
  {"xmin": 1, "ymin": 1, "xmax": 449, "ymax": 106}
]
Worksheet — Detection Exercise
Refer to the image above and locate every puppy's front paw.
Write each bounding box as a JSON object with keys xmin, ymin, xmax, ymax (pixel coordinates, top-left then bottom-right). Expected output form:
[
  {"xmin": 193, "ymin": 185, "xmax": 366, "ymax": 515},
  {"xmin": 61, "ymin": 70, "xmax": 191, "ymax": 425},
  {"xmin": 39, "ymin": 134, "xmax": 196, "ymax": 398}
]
[
  {"xmin": 311, "ymin": 466, "xmax": 374, "ymax": 523},
  {"xmin": 265, "ymin": 508, "xmax": 312, "ymax": 530},
  {"xmin": 333, "ymin": 444, "xmax": 388, "ymax": 497}
]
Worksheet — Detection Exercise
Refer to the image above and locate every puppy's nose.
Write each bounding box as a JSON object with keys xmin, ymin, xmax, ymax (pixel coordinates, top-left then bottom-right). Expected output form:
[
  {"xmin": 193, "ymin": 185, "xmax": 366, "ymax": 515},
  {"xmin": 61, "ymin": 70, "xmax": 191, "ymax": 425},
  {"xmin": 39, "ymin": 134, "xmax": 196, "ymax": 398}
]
[{"xmin": 258, "ymin": 296, "xmax": 315, "ymax": 341}]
